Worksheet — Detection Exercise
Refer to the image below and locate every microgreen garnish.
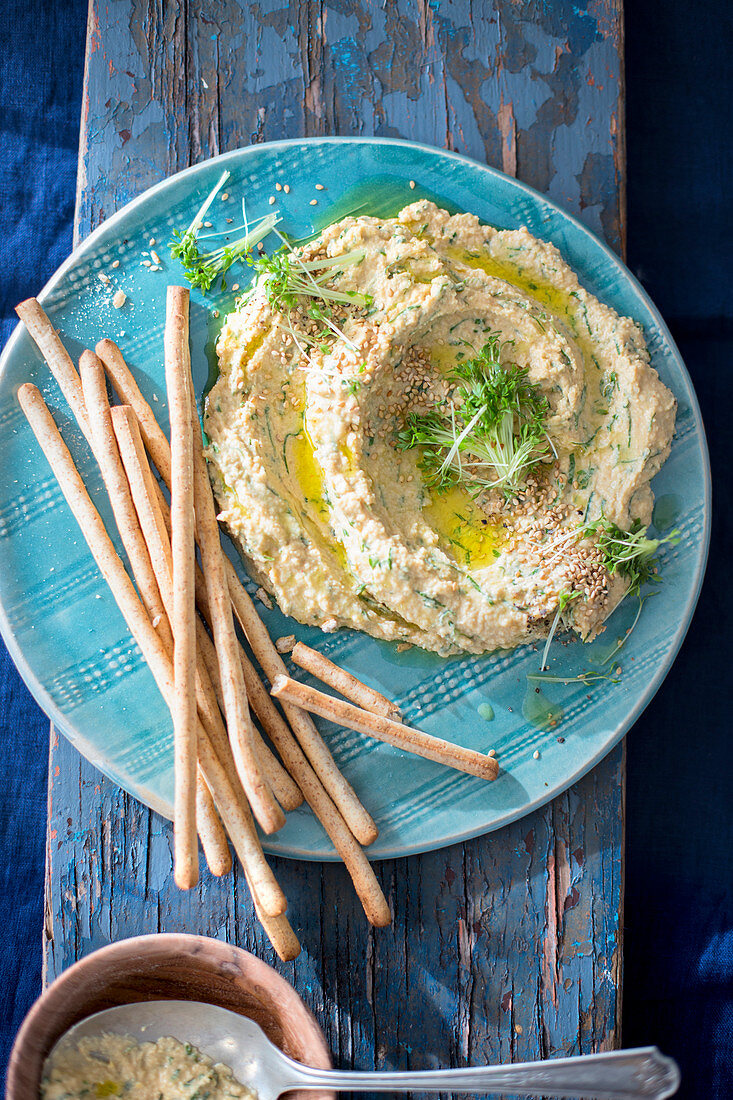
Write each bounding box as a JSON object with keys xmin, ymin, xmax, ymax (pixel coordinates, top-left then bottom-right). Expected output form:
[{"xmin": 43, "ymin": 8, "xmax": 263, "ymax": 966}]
[
  {"xmin": 578, "ymin": 516, "xmax": 680, "ymax": 598},
  {"xmin": 238, "ymin": 241, "xmax": 371, "ymax": 359},
  {"xmin": 397, "ymin": 333, "xmax": 552, "ymax": 497},
  {"xmin": 170, "ymin": 170, "xmax": 280, "ymax": 292},
  {"xmin": 527, "ymin": 670, "xmax": 621, "ymax": 686},
  {"xmin": 540, "ymin": 589, "xmax": 580, "ymax": 671}
]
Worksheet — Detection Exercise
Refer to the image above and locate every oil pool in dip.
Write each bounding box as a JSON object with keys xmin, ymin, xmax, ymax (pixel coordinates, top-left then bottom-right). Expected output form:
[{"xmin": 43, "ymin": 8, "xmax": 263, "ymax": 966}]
[{"xmin": 41, "ymin": 1033, "xmax": 256, "ymax": 1100}]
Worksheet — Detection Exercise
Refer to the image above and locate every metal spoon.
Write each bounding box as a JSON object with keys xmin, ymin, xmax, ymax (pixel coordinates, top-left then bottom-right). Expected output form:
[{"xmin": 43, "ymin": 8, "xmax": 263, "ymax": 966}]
[{"xmin": 45, "ymin": 1000, "xmax": 680, "ymax": 1100}]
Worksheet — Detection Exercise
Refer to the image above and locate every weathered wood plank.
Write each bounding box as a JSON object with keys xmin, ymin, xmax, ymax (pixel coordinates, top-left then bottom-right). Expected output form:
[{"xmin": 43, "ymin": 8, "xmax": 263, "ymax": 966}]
[{"xmin": 46, "ymin": 0, "xmax": 625, "ymax": 1069}]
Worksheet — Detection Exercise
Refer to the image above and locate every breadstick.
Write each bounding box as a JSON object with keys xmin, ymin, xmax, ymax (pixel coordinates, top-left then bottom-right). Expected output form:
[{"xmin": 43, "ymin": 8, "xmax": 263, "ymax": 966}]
[
  {"xmin": 189, "ymin": 406, "xmax": 284, "ymax": 836},
  {"xmin": 16, "ymin": 298, "xmax": 92, "ymax": 439},
  {"xmin": 247, "ymin": 878, "xmax": 301, "ymax": 962},
  {"xmin": 18, "ymin": 383, "xmax": 286, "ymax": 919},
  {"xmin": 271, "ymin": 676, "xmax": 499, "ymax": 782},
  {"xmin": 196, "ymin": 776, "xmax": 232, "ymax": 877},
  {"xmin": 79, "ymin": 351, "xmax": 171, "ymax": 642},
  {"xmin": 111, "ymin": 405, "xmax": 301, "ymax": 813},
  {"xmin": 290, "ymin": 641, "xmax": 401, "ymax": 721},
  {"xmin": 97, "ymin": 338, "xmax": 377, "ymax": 845},
  {"xmin": 163, "ymin": 287, "xmax": 199, "ymax": 889}
]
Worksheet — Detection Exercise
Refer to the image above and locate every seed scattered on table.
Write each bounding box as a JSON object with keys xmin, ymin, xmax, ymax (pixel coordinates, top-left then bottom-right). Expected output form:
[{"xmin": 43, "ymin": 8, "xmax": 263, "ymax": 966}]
[
  {"xmin": 269, "ymin": 196, "xmax": 276, "ymax": 205},
  {"xmin": 315, "ymin": 183, "xmax": 325, "ymax": 190},
  {"xmin": 221, "ymin": 192, "xmax": 229, "ymax": 201},
  {"xmin": 150, "ymin": 250, "xmax": 161, "ymax": 265},
  {"xmin": 283, "ymin": 184, "xmax": 291, "ymax": 193},
  {"xmin": 409, "ymin": 180, "xmax": 416, "ymax": 189},
  {"xmin": 310, "ymin": 199, "xmax": 318, "ymax": 206},
  {"xmin": 111, "ymin": 259, "xmax": 120, "ymax": 269},
  {"xmin": 275, "ymin": 182, "xmax": 282, "ymax": 191},
  {"xmin": 149, "ymin": 237, "xmax": 156, "ymax": 246},
  {"xmin": 533, "ymin": 750, "xmax": 540, "ymax": 759}
]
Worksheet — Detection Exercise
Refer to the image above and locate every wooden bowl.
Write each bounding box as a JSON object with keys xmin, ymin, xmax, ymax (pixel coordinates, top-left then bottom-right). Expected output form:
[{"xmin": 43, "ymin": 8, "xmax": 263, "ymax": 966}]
[{"xmin": 6, "ymin": 934, "xmax": 333, "ymax": 1100}]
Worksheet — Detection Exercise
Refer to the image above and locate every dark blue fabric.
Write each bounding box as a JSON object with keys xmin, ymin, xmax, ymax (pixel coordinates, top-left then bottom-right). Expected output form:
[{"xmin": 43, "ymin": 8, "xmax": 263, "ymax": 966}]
[
  {"xmin": 0, "ymin": 0, "xmax": 88, "ymax": 1085},
  {"xmin": 623, "ymin": 6, "xmax": 733, "ymax": 1097},
  {"xmin": 0, "ymin": 2, "xmax": 730, "ymax": 1096}
]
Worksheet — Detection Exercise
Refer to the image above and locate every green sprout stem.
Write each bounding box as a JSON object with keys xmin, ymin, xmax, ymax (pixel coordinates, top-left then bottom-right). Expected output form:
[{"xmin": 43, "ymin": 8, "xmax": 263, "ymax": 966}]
[{"xmin": 397, "ymin": 334, "xmax": 552, "ymax": 497}]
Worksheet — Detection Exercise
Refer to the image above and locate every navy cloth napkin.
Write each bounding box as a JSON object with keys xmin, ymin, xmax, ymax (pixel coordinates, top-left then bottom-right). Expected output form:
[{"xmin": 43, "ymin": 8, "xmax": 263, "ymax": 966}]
[{"xmin": 0, "ymin": 2, "xmax": 731, "ymax": 1097}]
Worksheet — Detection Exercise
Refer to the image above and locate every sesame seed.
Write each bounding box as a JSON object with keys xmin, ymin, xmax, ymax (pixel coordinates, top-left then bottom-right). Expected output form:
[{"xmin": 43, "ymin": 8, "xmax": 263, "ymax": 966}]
[
  {"xmin": 409, "ymin": 180, "xmax": 416, "ymax": 189},
  {"xmin": 212, "ymin": 310, "xmax": 219, "ymax": 318},
  {"xmin": 111, "ymin": 259, "xmax": 120, "ymax": 269},
  {"xmin": 203, "ymin": 221, "xmax": 212, "ymax": 228},
  {"xmin": 275, "ymin": 183, "xmax": 282, "ymax": 191},
  {"xmin": 142, "ymin": 259, "xmax": 151, "ymax": 267},
  {"xmin": 232, "ymin": 283, "xmax": 240, "ymax": 291},
  {"xmin": 310, "ymin": 199, "xmax": 318, "ymax": 206},
  {"xmin": 150, "ymin": 250, "xmax": 161, "ymax": 265},
  {"xmin": 221, "ymin": 192, "xmax": 229, "ymax": 201},
  {"xmin": 533, "ymin": 750, "xmax": 540, "ymax": 760},
  {"xmin": 112, "ymin": 289, "xmax": 126, "ymax": 309},
  {"xmin": 149, "ymin": 237, "xmax": 156, "ymax": 246},
  {"xmin": 269, "ymin": 196, "xmax": 276, "ymax": 205},
  {"xmin": 284, "ymin": 184, "xmax": 291, "ymax": 193},
  {"xmin": 315, "ymin": 183, "xmax": 325, "ymax": 190},
  {"xmin": 488, "ymin": 749, "xmax": 496, "ymax": 758},
  {"xmin": 226, "ymin": 217, "xmax": 233, "ymax": 223}
]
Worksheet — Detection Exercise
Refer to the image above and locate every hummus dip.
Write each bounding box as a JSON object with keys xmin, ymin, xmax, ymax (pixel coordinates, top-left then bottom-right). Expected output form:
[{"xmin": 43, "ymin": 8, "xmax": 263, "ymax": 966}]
[
  {"xmin": 42, "ymin": 1033, "xmax": 255, "ymax": 1099},
  {"xmin": 205, "ymin": 200, "xmax": 676, "ymax": 657}
]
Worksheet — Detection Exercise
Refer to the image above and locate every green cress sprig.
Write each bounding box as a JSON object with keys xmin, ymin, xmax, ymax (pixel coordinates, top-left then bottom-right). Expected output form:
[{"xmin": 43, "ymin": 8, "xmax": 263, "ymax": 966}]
[
  {"xmin": 169, "ymin": 170, "xmax": 280, "ymax": 292},
  {"xmin": 241, "ymin": 240, "xmax": 372, "ymax": 357},
  {"xmin": 397, "ymin": 333, "xmax": 552, "ymax": 497},
  {"xmin": 578, "ymin": 516, "xmax": 680, "ymax": 599}
]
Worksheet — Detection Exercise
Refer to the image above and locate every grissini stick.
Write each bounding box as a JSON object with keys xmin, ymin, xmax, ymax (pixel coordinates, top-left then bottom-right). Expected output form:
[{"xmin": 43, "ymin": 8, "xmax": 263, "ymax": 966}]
[
  {"xmin": 79, "ymin": 351, "xmax": 172, "ymax": 647},
  {"xmin": 111, "ymin": 405, "xmax": 301, "ymax": 814},
  {"xmin": 290, "ymin": 641, "xmax": 401, "ymax": 721},
  {"xmin": 163, "ymin": 287, "xmax": 200, "ymax": 889},
  {"xmin": 271, "ymin": 676, "xmax": 500, "ymax": 782},
  {"xmin": 196, "ymin": 776, "xmax": 232, "ymax": 877},
  {"xmin": 16, "ymin": 298, "xmax": 92, "ymax": 438},
  {"xmin": 97, "ymin": 337, "xmax": 378, "ymax": 846},
  {"xmin": 17, "ymin": 383, "xmax": 287, "ymax": 920},
  {"xmin": 189, "ymin": 395, "xmax": 284, "ymax": 836}
]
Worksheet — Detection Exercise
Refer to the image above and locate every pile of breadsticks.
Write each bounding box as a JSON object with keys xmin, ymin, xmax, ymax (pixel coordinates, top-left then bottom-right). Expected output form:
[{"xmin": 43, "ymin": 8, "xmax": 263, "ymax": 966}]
[{"xmin": 14, "ymin": 287, "xmax": 498, "ymax": 959}]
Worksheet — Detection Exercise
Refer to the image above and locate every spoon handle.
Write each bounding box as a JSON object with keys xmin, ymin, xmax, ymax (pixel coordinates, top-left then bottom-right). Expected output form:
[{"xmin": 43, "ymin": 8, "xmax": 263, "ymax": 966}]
[{"xmin": 280, "ymin": 1046, "xmax": 680, "ymax": 1099}]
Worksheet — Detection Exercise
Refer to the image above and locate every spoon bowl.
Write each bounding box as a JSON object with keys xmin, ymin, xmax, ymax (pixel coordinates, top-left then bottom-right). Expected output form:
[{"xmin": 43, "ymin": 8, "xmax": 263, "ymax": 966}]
[{"xmin": 45, "ymin": 999, "xmax": 681, "ymax": 1100}]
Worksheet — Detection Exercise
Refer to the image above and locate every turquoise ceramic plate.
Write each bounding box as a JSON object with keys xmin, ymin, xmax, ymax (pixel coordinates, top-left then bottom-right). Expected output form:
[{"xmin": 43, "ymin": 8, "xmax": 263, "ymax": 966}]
[{"xmin": 0, "ymin": 139, "xmax": 710, "ymax": 859}]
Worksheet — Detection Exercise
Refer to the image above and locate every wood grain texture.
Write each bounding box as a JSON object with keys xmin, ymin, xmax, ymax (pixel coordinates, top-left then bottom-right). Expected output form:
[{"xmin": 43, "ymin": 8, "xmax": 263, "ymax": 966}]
[{"xmin": 47, "ymin": 0, "xmax": 626, "ymax": 1070}]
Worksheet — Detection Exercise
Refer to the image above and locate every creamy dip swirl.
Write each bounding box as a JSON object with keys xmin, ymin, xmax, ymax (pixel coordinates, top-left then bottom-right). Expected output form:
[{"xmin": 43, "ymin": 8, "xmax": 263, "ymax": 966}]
[
  {"xmin": 205, "ymin": 201, "xmax": 676, "ymax": 656},
  {"xmin": 42, "ymin": 1033, "xmax": 255, "ymax": 1099}
]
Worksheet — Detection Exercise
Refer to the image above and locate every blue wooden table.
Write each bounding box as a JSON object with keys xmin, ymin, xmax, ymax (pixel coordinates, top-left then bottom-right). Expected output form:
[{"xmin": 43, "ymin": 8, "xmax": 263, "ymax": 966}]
[{"xmin": 46, "ymin": 0, "xmax": 625, "ymax": 1071}]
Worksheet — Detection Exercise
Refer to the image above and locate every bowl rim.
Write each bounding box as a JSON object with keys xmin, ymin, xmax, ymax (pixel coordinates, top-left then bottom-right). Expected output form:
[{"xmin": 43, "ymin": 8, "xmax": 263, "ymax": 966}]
[{"xmin": 6, "ymin": 933, "xmax": 332, "ymax": 1100}]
